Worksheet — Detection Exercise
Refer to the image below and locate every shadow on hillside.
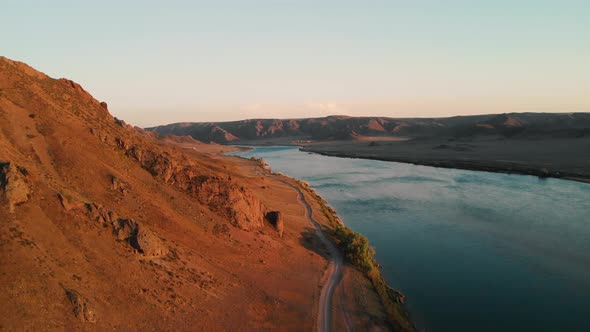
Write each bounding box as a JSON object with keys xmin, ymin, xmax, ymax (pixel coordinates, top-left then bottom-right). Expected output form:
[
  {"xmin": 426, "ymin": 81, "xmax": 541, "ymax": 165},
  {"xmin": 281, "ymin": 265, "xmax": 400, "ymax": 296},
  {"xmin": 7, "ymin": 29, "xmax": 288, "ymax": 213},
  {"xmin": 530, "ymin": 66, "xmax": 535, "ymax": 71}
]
[{"xmin": 299, "ymin": 228, "xmax": 331, "ymax": 260}]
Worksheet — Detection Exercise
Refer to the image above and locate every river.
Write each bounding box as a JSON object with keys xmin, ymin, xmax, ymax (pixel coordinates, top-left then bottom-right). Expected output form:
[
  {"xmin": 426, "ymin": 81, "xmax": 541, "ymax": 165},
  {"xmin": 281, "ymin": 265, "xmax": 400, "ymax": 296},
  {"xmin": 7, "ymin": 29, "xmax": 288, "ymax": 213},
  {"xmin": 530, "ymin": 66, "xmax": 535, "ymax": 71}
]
[{"xmin": 230, "ymin": 146, "xmax": 590, "ymax": 332}]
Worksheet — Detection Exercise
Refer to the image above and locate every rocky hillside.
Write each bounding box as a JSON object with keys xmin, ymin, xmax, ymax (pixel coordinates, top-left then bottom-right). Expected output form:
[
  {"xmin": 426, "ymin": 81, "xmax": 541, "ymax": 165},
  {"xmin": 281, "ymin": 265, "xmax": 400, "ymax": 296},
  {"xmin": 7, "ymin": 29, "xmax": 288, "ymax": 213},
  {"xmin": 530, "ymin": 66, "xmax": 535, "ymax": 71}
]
[
  {"xmin": 2, "ymin": 57, "xmax": 397, "ymax": 330},
  {"xmin": 149, "ymin": 112, "xmax": 590, "ymax": 143}
]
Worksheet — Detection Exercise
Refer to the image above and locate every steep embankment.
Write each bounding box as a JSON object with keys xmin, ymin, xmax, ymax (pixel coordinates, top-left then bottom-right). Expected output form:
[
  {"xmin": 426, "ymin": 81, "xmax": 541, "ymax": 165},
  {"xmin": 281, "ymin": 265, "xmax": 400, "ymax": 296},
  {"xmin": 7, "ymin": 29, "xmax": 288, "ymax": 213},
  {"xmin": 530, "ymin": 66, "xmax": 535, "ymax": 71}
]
[{"xmin": 0, "ymin": 56, "xmax": 407, "ymax": 331}]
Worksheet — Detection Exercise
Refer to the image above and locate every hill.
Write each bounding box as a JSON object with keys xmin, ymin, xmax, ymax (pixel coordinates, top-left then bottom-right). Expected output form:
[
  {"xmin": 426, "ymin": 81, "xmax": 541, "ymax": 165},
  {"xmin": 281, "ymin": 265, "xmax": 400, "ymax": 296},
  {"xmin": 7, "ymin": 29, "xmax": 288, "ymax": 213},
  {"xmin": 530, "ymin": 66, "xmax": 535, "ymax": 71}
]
[
  {"xmin": 0, "ymin": 57, "xmax": 406, "ymax": 331},
  {"xmin": 148, "ymin": 113, "xmax": 590, "ymax": 144}
]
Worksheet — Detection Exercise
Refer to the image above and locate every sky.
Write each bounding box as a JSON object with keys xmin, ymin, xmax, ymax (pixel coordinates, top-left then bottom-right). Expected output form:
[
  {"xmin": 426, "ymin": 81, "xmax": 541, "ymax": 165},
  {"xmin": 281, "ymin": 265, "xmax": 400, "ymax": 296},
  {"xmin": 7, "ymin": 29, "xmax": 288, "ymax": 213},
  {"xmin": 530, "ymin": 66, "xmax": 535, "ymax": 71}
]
[{"xmin": 1, "ymin": 0, "xmax": 589, "ymax": 127}]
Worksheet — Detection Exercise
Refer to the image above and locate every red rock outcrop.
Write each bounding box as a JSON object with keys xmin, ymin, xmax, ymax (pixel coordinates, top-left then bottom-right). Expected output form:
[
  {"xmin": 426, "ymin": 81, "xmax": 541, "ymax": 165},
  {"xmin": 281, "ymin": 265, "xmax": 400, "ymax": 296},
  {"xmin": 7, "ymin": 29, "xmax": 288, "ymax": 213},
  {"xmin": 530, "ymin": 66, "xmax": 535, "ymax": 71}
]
[
  {"xmin": 65, "ymin": 289, "xmax": 97, "ymax": 323},
  {"xmin": 111, "ymin": 176, "xmax": 130, "ymax": 195},
  {"xmin": 265, "ymin": 211, "xmax": 284, "ymax": 237},
  {"xmin": 134, "ymin": 227, "xmax": 169, "ymax": 257},
  {"xmin": 1, "ymin": 162, "xmax": 31, "ymax": 213},
  {"xmin": 115, "ymin": 138, "xmax": 265, "ymax": 230},
  {"xmin": 88, "ymin": 203, "xmax": 168, "ymax": 256}
]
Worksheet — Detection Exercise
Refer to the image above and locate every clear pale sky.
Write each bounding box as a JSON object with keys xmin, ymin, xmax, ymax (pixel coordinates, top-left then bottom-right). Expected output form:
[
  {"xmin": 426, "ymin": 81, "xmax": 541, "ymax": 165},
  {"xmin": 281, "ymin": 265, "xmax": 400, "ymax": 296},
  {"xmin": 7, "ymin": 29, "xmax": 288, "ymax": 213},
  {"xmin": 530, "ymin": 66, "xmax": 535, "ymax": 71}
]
[{"xmin": 2, "ymin": 1, "xmax": 589, "ymax": 127}]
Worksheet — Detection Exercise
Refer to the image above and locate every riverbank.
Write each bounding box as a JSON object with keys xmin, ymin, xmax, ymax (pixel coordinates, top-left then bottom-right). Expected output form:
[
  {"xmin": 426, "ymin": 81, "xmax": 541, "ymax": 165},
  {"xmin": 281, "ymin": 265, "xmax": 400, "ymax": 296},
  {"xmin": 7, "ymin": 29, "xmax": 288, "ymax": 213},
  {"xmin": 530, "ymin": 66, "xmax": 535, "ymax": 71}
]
[
  {"xmin": 223, "ymin": 144, "xmax": 590, "ymax": 332},
  {"xmin": 227, "ymin": 148, "xmax": 416, "ymax": 331},
  {"xmin": 300, "ymin": 137, "xmax": 590, "ymax": 184},
  {"xmin": 290, "ymin": 177, "xmax": 416, "ymax": 332}
]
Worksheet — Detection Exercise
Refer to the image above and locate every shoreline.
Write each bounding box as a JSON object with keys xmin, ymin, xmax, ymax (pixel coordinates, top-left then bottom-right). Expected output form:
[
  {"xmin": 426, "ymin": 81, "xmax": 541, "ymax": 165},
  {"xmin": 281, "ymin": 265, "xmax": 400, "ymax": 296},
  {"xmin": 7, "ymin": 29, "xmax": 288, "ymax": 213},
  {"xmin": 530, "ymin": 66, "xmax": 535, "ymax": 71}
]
[
  {"xmin": 300, "ymin": 148, "xmax": 590, "ymax": 185},
  {"xmin": 274, "ymin": 175, "xmax": 348, "ymax": 332},
  {"xmin": 289, "ymin": 176, "xmax": 415, "ymax": 332},
  {"xmin": 227, "ymin": 149, "xmax": 416, "ymax": 331}
]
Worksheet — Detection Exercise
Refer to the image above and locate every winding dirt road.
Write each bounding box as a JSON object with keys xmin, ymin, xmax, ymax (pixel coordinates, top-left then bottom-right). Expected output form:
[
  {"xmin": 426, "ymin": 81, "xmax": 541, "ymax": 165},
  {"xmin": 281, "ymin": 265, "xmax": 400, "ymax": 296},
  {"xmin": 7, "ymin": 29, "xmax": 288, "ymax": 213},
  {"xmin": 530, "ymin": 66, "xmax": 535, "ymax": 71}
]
[{"xmin": 280, "ymin": 178, "xmax": 350, "ymax": 332}]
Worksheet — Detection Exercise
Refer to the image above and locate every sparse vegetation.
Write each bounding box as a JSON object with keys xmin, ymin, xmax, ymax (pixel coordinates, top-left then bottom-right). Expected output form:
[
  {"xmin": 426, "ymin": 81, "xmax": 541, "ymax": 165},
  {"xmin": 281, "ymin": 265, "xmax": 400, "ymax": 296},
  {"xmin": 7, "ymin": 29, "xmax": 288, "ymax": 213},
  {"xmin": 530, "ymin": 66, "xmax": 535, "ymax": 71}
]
[
  {"xmin": 291, "ymin": 176, "xmax": 415, "ymax": 331},
  {"xmin": 334, "ymin": 223, "xmax": 414, "ymax": 331},
  {"xmin": 249, "ymin": 156, "xmax": 270, "ymax": 171},
  {"xmin": 334, "ymin": 226, "xmax": 373, "ymax": 272}
]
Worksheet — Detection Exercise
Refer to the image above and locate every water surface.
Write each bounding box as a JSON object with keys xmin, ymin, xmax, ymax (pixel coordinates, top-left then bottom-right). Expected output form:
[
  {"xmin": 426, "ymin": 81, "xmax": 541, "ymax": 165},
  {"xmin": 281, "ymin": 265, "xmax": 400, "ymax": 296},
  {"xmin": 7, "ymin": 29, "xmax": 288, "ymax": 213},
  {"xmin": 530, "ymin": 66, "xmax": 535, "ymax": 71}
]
[{"xmin": 231, "ymin": 146, "xmax": 590, "ymax": 332}]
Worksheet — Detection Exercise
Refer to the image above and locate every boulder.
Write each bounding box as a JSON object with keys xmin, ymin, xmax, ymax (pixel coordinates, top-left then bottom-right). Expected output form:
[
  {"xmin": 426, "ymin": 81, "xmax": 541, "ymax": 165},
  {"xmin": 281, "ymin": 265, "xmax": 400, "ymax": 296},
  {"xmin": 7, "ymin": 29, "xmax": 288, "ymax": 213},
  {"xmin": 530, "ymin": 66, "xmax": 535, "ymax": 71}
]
[
  {"xmin": 80, "ymin": 201, "xmax": 168, "ymax": 257},
  {"xmin": 114, "ymin": 117, "xmax": 127, "ymax": 128},
  {"xmin": 65, "ymin": 288, "xmax": 96, "ymax": 323},
  {"xmin": 111, "ymin": 176, "xmax": 130, "ymax": 195},
  {"xmin": 134, "ymin": 227, "xmax": 169, "ymax": 257},
  {"xmin": 111, "ymin": 218, "xmax": 167, "ymax": 257},
  {"xmin": 85, "ymin": 203, "xmax": 118, "ymax": 227},
  {"xmin": 265, "ymin": 211, "xmax": 284, "ymax": 237},
  {"xmin": 112, "ymin": 218, "xmax": 138, "ymax": 241},
  {"xmin": 58, "ymin": 78, "xmax": 92, "ymax": 99},
  {"xmin": 57, "ymin": 193, "xmax": 85, "ymax": 211},
  {"xmin": 1, "ymin": 162, "xmax": 31, "ymax": 213}
]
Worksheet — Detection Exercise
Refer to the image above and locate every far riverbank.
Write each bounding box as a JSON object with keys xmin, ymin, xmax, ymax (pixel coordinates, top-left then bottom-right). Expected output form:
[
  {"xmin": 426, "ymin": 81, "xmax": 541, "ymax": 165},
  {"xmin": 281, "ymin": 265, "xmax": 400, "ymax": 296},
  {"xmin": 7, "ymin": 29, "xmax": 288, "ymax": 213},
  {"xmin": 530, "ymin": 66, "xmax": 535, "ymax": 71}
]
[{"xmin": 300, "ymin": 137, "xmax": 590, "ymax": 184}]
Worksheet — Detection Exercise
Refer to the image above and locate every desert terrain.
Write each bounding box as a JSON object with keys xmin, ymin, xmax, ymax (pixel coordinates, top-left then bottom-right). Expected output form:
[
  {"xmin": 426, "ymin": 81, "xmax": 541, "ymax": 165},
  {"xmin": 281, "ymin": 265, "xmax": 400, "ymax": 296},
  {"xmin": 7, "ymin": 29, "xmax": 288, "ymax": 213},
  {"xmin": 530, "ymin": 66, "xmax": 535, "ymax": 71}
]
[{"xmin": 0, "ymin": 57, "xmax": 413, "ymax": 331}]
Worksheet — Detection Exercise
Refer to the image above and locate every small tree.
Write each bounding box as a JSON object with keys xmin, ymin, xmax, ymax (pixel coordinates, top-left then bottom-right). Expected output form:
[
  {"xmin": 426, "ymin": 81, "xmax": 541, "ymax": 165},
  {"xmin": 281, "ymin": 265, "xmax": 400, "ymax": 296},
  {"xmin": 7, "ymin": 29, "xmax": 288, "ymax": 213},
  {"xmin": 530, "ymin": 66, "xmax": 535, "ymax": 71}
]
[{"xmin": 335, "ymin": 226, "xmax": 375, "ymax": 272}]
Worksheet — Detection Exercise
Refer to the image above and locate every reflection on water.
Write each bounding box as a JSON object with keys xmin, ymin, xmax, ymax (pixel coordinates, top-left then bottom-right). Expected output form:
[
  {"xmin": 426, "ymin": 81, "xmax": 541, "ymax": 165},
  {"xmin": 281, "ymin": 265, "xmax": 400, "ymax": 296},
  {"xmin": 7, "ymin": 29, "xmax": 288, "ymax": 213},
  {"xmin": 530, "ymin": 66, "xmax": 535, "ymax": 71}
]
[{"xmin": 230, "ymin": 146, "xmax": 590, "ymax": 332}]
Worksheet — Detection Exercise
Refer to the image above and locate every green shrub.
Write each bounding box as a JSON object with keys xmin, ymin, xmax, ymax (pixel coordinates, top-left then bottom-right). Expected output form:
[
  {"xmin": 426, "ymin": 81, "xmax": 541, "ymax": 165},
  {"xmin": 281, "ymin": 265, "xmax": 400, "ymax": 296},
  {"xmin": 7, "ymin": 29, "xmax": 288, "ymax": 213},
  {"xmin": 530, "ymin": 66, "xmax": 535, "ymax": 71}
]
[
  {"xmin": 334, "ymin": 225, "xmax": 374, "ymax": 272},
  {"xmin": 297, "ymin": 180, "xmax": 415, "ymax": 331}
]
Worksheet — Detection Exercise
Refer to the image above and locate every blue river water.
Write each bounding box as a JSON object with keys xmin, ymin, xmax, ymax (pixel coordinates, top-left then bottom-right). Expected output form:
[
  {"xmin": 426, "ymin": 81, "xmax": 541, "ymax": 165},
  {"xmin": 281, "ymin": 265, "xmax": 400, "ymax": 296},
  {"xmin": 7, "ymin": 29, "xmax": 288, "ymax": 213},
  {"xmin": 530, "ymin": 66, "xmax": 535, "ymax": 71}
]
[{"xmin": 230, "ymin": 146, "xmax": 590, "ymax": 332}]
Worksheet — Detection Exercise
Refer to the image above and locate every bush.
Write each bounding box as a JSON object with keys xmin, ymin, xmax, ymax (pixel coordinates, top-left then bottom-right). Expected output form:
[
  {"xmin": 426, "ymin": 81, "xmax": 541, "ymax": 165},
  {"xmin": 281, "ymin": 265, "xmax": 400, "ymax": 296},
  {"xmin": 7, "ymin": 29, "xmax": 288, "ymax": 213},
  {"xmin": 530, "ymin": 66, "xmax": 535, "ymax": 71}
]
[
  {"xmin": 334, "ymin": 226, "xmax": 374, "ymax": 272},
  {"xmin": 306, "ymin": 182, "xmax": 415, "ymax": 331},
  {"xmin": 249, "ymin": 156, "xmax": 269, "ymax": 169}
]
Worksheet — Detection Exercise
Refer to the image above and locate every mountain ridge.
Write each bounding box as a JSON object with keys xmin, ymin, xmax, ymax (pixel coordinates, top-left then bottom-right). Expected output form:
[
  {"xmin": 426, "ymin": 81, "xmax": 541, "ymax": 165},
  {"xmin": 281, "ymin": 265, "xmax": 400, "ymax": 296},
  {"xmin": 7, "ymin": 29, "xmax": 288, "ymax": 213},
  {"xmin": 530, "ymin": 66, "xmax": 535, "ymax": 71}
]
[{"xmin": 148, "ymin": 112, "xmax": 590, "ymax": 144}]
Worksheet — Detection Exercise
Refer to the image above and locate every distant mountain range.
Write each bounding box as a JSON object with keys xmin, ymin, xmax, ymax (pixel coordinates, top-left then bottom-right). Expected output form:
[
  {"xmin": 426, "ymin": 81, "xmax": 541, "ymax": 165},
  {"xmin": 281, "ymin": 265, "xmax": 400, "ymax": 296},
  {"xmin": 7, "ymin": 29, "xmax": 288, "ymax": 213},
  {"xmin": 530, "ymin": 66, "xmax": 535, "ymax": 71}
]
[{"xmin": 147, "ymin": 113, "xmax": 590, "ymax": 143}]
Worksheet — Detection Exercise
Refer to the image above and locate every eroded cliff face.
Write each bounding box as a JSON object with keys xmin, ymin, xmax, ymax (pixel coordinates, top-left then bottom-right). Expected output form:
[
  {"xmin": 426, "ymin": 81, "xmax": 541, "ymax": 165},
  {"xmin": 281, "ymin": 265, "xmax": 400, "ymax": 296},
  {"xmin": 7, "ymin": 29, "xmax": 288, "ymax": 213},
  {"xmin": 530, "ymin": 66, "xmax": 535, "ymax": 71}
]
[
  {"xmin": 113, "ymin": 137, "xmax": 266, "ymax": 230},
  {"xmin": 0, "ymin": 55, "xmax": 268, "ymax": 232},
  {"xmin": 0, "ymin": 162, "xmax": 31, "ymax": 213}
]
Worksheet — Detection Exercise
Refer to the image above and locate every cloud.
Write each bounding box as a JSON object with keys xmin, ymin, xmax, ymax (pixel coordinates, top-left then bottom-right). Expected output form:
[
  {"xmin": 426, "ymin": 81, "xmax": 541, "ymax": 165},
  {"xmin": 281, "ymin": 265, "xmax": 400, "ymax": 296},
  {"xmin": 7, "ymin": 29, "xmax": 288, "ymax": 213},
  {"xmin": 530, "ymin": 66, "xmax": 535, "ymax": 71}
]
[{"xmin": 304, "ymin": 102, "xmax": 345, "ymax": 115}]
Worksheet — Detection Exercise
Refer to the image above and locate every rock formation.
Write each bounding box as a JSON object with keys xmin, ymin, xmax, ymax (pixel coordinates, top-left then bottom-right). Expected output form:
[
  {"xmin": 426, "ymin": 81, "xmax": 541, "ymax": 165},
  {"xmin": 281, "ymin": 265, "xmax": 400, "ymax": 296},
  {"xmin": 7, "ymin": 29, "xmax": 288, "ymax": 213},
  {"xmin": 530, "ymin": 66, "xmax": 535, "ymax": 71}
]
[
  {"xmin": 65, "ymin": 289, "xmax": 97, "ymax": 323},
  {"xmin": 57, "ymin": 193, "xmax": 86, "ymax": 211},
  {"xmin": 134, "ymin": 227, "xmax": 169, "ymax": 257},
  {"xmin": 0, "ymin": 162, "xmax": 31, "ymax": 213},
  {"xmin": 265, "ymin": 211, "xmax": 284, "ymax": 237},
  {"xmin": 110, "ymin": 176, "xmax": 130, "ymax": 195},
  {"xmin": 115, "ymin": 137, "xmax": 266, "ymax": 230},
  {"xmin": 84, "ymin": 202, "xmax": 168, "ymax": 257}
]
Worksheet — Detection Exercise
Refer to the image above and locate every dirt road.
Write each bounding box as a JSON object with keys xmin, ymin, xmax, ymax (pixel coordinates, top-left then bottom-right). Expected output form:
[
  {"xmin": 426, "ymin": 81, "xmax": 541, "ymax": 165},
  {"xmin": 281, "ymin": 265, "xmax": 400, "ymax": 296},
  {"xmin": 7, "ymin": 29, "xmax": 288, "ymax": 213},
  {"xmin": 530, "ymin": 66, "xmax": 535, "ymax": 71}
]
[{"xmin": 280, "ymin": 178, "xmax": 349, "ymax": 332}]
